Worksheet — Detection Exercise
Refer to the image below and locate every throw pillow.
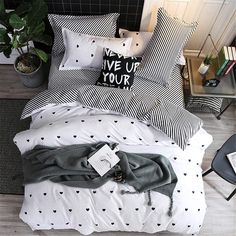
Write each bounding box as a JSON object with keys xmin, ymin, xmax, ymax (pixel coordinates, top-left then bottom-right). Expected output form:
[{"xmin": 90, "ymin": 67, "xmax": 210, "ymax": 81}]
[
  {"xmin": 135, "ymin": 8, "xmax": 197, "ymax": 87},
  {"xmin": 60, "ymin": 29, "xmax": 132, "ymax": 70},
  {"xmin": 96, "ymin": 48, "xmax": 141, "ymax": 90},
  {"xmin": 119, "ymin": 28, "xmax": 186, "ymax": 65},
  {"xmin": 48, "ymin": 13, "xmax": 119, "ymax": 56}
]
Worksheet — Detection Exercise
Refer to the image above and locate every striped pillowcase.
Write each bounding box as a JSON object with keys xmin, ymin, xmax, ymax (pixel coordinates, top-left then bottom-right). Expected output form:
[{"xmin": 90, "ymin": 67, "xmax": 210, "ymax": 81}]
[
  {"xmin": 186, "ymin": 96, "xmax": 223, "ymax": 113},
  {"xmin": 135, "ymin": 8, "xmax": 197, "ymax": 87},
  {"xmin": 21, "ymin": 85, "xmax": 202, "ymax": 149},
  {"xmin": 48, "ymin": 13, "xmax": 119, "ymax": 56}
]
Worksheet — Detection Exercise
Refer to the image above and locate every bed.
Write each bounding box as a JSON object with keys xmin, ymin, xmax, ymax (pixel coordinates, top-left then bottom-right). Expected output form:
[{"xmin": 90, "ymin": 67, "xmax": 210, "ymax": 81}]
[{"xmin": 13, "ymin": 1, "xmax": 213, "ymax": 235}]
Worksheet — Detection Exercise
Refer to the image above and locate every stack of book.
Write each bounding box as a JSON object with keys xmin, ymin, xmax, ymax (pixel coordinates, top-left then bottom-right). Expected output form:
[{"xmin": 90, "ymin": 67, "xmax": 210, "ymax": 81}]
[{"xmin": 214, "ymin": 46, "xmax": 236, "ymax": 77}]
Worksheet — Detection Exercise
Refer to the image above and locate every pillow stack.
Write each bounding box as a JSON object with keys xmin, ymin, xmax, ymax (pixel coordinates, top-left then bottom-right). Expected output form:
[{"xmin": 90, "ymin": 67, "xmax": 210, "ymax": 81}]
[
  {"xmin": 48, "ymin": 8, "xmax": 197, "ymax": 90},
  {"xmin": 48, "ymin": 13, "xmax": 119, "ymax": 56}
]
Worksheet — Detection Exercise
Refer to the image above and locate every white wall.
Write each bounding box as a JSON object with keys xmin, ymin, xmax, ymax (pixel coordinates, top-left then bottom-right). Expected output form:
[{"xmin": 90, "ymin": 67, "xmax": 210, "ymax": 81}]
[{"xmin": 140, "ymin": 0, "xmax": 236, "ymax": 57}]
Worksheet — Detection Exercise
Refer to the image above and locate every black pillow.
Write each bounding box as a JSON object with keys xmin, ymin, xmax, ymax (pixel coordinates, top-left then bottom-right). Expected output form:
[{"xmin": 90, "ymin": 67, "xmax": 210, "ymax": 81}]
[{"xmin": 96, "ymin": 48, "xmax": 141, "ymax": 90}]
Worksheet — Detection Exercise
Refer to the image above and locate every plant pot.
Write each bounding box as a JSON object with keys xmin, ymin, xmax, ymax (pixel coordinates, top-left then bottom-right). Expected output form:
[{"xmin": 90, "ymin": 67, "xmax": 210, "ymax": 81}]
[
  {"xmin": 14, "ymin": 54, "xmax": 44, "ymax": 88},
  {"xmin": 198, "ymin": 62, "xmax": 210, "ymax": 75}
]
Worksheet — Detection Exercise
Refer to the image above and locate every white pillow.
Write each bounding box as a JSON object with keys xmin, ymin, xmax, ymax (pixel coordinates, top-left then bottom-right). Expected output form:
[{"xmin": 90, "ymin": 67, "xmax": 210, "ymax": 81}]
[
  {"xmin": 119, "ymin": 29, "xmax": 152, "ymax": 57},
  {"xmin": 60, "ymin": 28, "xmax": 133, "ymax": 71},
  {"xmin": 119, "ymin": 28, "xmax": 186, "ymax": 65}
]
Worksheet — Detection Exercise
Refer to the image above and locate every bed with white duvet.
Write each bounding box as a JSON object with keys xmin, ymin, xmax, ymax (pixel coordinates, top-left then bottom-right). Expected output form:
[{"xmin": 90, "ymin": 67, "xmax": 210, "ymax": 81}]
[
  {"xmin": 14, "ymin": 85, "xmax": 212, "ymax": 235},
  {"xmin": 11, "ymin": 4, "xmax": 212, "ymax": 235}
]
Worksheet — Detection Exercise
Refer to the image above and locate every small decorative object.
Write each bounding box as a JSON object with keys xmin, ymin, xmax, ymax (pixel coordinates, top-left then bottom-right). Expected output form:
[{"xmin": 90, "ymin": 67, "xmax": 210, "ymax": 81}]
[
  {"xmin": 0, "ymin": 0, "xmax": 52, "ymax": 88},
  {"xmin": 198, "ymin": 55, "xmax": 213, "ymax": 75},
  {"xmin": 202, "ymin": 78, "xmax": 220, "ymax": 87}
]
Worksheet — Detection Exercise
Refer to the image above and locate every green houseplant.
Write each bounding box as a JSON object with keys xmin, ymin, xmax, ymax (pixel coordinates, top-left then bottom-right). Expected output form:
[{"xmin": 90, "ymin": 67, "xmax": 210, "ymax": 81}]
[
  {"xmin": 0, "ymin": 0, "xmax": 52, "ymax": 87},
  {"xmin": 198, "ymin": 54, "xmax": 213, "ymax": 75},
  {"xmin": 203, "ymin": 54, "xmax": 213, "ymax": 66}
]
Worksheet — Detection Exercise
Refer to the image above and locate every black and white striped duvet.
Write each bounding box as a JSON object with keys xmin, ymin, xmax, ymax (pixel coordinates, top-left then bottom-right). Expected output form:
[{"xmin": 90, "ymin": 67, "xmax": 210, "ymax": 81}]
[{"xmin": 21, "ymin": 85, "xmax": 202, "ymax": 150}]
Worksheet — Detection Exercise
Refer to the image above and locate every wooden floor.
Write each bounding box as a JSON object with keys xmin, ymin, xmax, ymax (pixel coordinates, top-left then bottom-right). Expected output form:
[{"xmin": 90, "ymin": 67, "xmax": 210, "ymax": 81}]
[{"xmin": 0, "ymin": 105, "xmax": 235, "ymax": 236}]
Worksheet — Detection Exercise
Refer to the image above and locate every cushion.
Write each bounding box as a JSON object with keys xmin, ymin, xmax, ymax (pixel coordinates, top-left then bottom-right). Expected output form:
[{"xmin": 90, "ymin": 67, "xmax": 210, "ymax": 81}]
[
  {"xmin": 48, "ymin": 13, "xmax": 119, "ymax": 56},
  {"xmin": 96, "ymin": 48, "xmax": 141, "ymax": 90},
  {"xmin": 119, "ymin": 29, "xmax": 152, "ymax": 57},
  {"xmin": 185, "ymin": 96, "xmax": 223, "ymax": 113},
  {"xmin": 119, "ymin": 28, "xmax": 186, "ymax": 65},
  {"xmin": 60, "ymin": 29, "xmax": 133, "ymax": 71},
  {"xmin": 135, "ymin": 8, "xmax": 197, "ymax": 87}
]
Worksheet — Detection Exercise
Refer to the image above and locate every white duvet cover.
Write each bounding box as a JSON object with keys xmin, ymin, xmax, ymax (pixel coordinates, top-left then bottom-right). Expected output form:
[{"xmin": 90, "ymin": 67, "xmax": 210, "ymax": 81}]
[{"xmin": 14, "ymin": 102, "xmax": 212, "ymax": 235}]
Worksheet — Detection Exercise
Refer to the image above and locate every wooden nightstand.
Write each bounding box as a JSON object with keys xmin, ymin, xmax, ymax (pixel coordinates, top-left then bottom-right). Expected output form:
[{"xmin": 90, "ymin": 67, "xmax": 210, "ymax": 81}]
[
  {"xmin": 186, "ymin": 57, "xmax": 236, "ymax": 119},
  {"xmin": 187, "ymin": 57, "xmax": 236, "ymax": 98},
  {"xmin": 0, "ymin": 64, "xmax": 47, "ymax": 99}
]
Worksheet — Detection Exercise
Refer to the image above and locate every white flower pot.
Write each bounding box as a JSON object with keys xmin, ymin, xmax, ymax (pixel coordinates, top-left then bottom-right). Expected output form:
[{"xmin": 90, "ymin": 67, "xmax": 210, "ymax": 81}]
[{"xmin": 198, "ymin": 62, "xmax": 209, "ymax": 75}]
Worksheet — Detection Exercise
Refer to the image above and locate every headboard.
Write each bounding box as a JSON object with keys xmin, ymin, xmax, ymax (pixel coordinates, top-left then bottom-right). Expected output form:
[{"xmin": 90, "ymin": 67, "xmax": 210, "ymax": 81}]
[{"xmin": 4, "ymin": 0, "xmax": 144, "ymax": 31}]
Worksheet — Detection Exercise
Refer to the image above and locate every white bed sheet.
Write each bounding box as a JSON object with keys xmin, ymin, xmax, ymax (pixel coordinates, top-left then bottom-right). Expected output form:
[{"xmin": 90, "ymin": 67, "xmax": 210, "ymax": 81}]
[{"xmin": 14, "ymin": 103, "xmax": 212, "ymax": 235}]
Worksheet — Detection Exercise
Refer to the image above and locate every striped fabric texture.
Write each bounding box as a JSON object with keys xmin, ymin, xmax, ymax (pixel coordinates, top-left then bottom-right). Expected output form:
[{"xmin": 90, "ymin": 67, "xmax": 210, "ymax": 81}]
[
  {"xmin": 185, "ymin": 96, "xmax": 223, "ymax": 113},
  {"xmin": 48, "ymin": 54, "xmax": 185, "ymax": 108},
  {"xmin": 133, "ymin": 65, "xmax": 185, "ymax": 108},
  {"xmin": 21, "ymin": 85, "xmax": 202, "ymax": 150},
  {"xmin": 48, "ymin": 13, "xmax": 119, "ymax": 56},
  {"xmin": 135, "ymin": 7, "xmax": 197, "ymax": 87}
]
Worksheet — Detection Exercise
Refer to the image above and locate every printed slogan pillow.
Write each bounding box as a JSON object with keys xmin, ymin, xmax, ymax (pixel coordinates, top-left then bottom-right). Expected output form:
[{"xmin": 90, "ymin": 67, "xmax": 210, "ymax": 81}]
[{"xmin": 96, "ymin": 48, "xmax": 141, "ymax": 90}]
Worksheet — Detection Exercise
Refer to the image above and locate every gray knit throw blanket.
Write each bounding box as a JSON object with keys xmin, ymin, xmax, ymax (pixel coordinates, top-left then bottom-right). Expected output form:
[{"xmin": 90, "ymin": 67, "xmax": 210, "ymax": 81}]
[{"xmin": 22, "ymin": 142, "xmax": 177, "ymax": 216}]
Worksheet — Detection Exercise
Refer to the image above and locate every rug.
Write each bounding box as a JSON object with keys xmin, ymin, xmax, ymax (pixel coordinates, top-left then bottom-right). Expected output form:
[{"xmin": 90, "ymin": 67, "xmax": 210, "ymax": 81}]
[{"xmin": 0, "ymin": 99, "xmax": 30, "ymax": 194}]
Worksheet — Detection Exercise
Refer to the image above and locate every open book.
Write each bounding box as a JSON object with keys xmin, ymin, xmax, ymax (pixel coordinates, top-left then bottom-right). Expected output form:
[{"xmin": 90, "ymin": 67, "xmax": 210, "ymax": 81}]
[{"xmin": 226, "ymin": 152, "xmax": 236, "ymax": 174}]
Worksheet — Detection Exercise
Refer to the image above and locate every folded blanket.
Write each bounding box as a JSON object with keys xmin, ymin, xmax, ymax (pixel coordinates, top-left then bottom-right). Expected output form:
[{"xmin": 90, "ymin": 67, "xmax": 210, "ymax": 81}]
[{"xmin": 22, "ymin": 142, "xmax": 177, "ymax": 215}]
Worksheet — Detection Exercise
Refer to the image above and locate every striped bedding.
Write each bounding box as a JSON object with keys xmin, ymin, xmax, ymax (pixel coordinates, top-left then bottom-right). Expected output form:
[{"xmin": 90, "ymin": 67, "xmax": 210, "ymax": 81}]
[
  {"xmin": 21, "ymin": 85, "xmax": 202, "ymax": 150},
  {"xmin": 48, "ymin": 54, "xmax": 185, "ymax": 108}
]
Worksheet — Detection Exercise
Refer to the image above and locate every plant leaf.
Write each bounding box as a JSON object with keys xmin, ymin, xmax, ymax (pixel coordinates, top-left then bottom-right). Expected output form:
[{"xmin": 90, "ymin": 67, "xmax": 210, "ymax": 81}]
[
  {"xmin": 27, "ymin": 0, "xmax": 48, "ymax": 25},
  {"xmin": 0, "ymin": 28, "xmax": 7, "ymax": 43},
  {"xmin": 32, "ymin": 34, "xmax": 52, "ymax": 46},
  {"xmin": 12, "ymin": 34, "xmax": 19, "ymax": 48},
  {"xmin": 15, "ymin": 2, "xmax": 32, "ymax": 16},
  {"xmin": 9, "ymin": 14, "xmax": 26, "ymax": 30},
  {"xmin": 0, "ymin": 44, "xmax": 8, "ymax": 52},
  {"xmin": 30, "ymin": 21, "xmax": 45, "ymax": 37},
  {"xmin": 3, "ymin": 46, "xmax": 12, "ymax": 58},
  {"xmin": 0, "ymin": 28, "xmax": 11, "ymax": 44},
  {"xmin": 33, "ymin": 48, "xmax": 48, "ymax": 63},
  {"xmin": 0, "ymin": 0, "xmax": 5, "ymax": 15},
  {"xmin": 18, "ymin": 31, "xmax": 29, "ymax": 44}
]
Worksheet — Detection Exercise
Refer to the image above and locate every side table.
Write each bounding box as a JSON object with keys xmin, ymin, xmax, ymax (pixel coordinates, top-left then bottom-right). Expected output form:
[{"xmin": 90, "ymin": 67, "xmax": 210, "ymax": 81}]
[{"xmin": 186, "ymin": 57, "xmax": 236, "ymax": 119}]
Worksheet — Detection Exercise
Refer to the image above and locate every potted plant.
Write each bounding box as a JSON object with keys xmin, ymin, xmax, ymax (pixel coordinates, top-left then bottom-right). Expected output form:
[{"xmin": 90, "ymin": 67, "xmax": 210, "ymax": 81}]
[
  {"xmin": 0, "ymin": 0, "xmax": 52, "ymax": 87},
  {"xmin": 198, "ymin": 54, "xmax": 213, "ymax": 75}
]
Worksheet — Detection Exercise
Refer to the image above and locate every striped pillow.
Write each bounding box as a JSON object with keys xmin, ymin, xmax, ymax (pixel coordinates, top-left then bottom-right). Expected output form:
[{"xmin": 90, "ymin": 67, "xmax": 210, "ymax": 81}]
[
  {"xmin": 48, "ymin": 13, "xmax": 119, "ymax": 56},
  {"xmin": 186, "ymin": 96, "xmax": 223, "ymax": 113},
  {"xmin": 135, "ymin": 8, "xmax": 197, "ymax": 87}
]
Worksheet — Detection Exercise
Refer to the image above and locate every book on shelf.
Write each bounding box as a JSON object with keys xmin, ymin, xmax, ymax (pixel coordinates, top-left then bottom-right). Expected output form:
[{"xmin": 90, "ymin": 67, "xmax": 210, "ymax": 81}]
[
  {"xmin": 214, "ymin": 46, "xmax": 236, "ymax": 77},
  {"xmin": 224, "ymin": 47, "xmax": 236, "ymax": 76},
  {"xmin": 216, "ymin": 46, "xmax": 230, "ymax": 76},
  {"xmin": 226, "ymin": 152, "xmax": 236, "ymax": 174}
]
